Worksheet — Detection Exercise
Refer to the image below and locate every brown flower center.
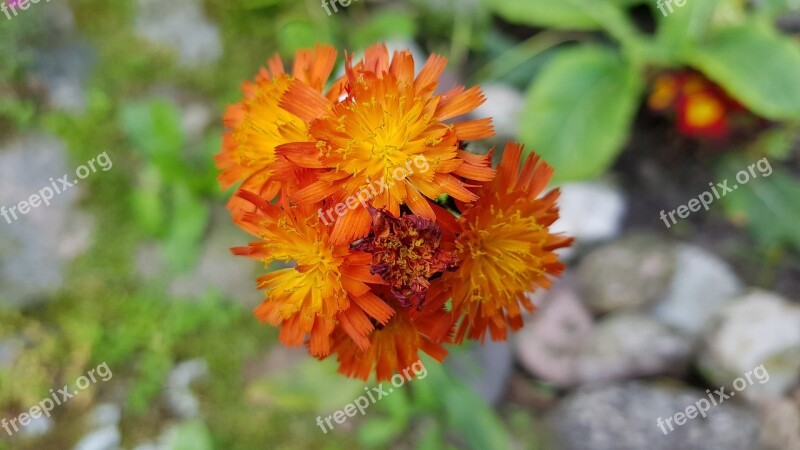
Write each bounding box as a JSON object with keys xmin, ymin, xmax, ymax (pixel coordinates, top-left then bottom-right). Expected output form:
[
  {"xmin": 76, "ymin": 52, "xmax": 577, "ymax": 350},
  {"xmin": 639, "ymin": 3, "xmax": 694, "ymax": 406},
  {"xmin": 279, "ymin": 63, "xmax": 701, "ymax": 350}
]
[{"xmin": 354, "ymin": 207, "xmax": 458, "ymax": 310}]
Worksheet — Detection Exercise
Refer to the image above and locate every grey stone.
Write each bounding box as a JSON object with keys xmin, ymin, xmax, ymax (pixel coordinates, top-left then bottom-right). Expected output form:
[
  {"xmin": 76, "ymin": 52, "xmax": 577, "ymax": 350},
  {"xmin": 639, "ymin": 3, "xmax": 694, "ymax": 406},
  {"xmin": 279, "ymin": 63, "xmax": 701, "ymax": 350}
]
[
  {"xmin": 472, "ymin": 83, "xmax": 524, "ymax": 138},
  {"xmin": 699, "ymin": 290, "xmax": 800, "ymax": 401},
  {"xmin": 576, "ymin": 314, "xmax": 692, "ymax": 384},
  {"xmin": 73, "ymin": 426, "xmax": 121, "ymax": 450},
  {"xmin": 0, "ymin": 339, "xmax": 18, "ymax": 368},
  {"xmin": 514, "ymin": 281, "xmax": 594, "ymax": 387},
  {"xmin": 19, "ymin": 414, "xmax": 53, "ymax": 437},
  {"xmin": 0, "ymin": 134, "xmax": 94, "ymax": 309},
  {"xmin": 447, "ymin": 339, "xmax": 512, "ymax": 405},
  {"xmin": 578, "ymin": 235, "xmax": 677, "ymax": 314},
  {"xmin": 31, "ymin": 40, "xmax": 94, "ymax": 113},
  {"xmin": 90, "ymin": 404, "xmax": 121, "ymax": 428},
  {"xmin": 165, "ymin": 359, "xmax": 208, "ymax": 419},
  {"xmin": 551, "ymin": 181, "xmax": 627, "ymax": 254},
  {"xmin": 651, "ymin": 244, "xmax": 743, "ymax": 338},
  {"xmin": 135, "ymin": 0, "xmax": 222, "ymax": 68},
  {"xmin": 549, "ymin": 382, "xmax": 760, "ymax": 450},
  {"xmin": 758, "ymin": 397, "xmax": 800, "ymax": 450}
]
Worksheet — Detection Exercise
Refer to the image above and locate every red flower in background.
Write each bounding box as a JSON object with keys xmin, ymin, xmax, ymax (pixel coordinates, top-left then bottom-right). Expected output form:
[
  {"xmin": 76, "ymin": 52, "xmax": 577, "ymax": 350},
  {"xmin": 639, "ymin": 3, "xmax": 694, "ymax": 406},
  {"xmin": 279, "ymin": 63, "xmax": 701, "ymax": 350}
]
[{"xmin": 648, "ymin": 71, "xmax": 748, "ymax": 139}]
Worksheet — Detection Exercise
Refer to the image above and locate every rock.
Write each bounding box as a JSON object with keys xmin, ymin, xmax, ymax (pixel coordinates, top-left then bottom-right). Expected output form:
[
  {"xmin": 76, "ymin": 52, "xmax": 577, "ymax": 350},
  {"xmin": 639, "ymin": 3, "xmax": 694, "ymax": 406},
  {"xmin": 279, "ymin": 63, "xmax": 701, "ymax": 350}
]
[
  {"xmin": 576, "ymin": 314, "xmax": 691, "ymax": 384},
  {"xmin": 514, "ymin": 281, "xmax": 594, "ymax": 387},
  {"xmin": 90, "ymin": 404, "xmax": 121, "ymax": 428},
  {"xmin": 179, "ymin": 101, "xmax": 213, "ymax": 143},
  {"xmin": 71, "ymin": 404, "xmax": 122, "ymax": 449},
  {"xmin": 577, "ymin": 235, "xmax": 677, "ymax": 314},
  {"xmin": 700, "ymin": 290, "xmax": 800, "ymax": 400},
  {"xmin": 472, "ymin": 84, "xmax": 524, "ymax": 139},
  {"xmin": 0, "ymin": 134, "xmax": 93, "ymax": 309},
  {"xmin": 73, "ymin": 426, "xmax": 120, "ymax": 450},
  {"xmin": 548, "ymin": 382, "xmax": 760, "ymax": 450},
  {"xmin": 0, "ymin": 340, "xmax": 18, "ymax": 368},
  {"xmin": 516, "ymin": 285, "xmax": 691, "ymax": 386},
  {"xmin": 135, "ymin": 0, "xmax": 222, "ymax": 68},
  {"xmin": 165, "ymin": 359, "xmax": 208, "ymax": 419},
  {"xmin": 650, "ymin": 245, "xmax": 743, "ymax": 338},
  {"xmin": 31, "ymin": 40, "xmax": 94, "ymax": 113},
  {"xmin": 758, "ymin": 397, "xmax": 800, "ymax": 450},
  {"xmin": 447, "ymin": 338, "xmax": 512, "ymax": 405},
  {"xmin": 551, "ymin": 181, "xmax": 627, "ymax": 251},
  {"xmin": 19, "ymin": 414, "xmax": 53, "ymax": 438}
]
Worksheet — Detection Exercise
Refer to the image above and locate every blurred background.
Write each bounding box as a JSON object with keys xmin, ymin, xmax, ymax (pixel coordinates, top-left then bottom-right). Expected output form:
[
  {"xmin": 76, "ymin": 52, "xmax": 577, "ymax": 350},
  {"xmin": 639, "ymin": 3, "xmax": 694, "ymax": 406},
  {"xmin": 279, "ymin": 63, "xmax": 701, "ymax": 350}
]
[{"xmin": 1, "ymin": 0, "xmax": 799, "ymax": 449}]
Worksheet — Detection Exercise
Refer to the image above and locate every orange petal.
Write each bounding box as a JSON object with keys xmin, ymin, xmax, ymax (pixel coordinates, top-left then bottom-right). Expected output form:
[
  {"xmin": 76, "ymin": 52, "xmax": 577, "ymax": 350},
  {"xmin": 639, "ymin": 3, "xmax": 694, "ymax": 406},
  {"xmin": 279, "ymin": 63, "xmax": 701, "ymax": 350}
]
[{"xmin": 279, "ymin": 80, "xmax": 333, "ymax": 123}]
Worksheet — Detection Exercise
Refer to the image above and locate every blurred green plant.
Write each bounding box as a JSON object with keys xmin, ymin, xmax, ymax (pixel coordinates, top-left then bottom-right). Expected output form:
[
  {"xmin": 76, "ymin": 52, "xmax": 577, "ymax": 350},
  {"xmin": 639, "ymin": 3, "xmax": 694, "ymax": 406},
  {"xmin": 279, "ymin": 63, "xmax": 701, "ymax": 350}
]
[
  {"xmin": 357, "ymin": 355, "xmax": 512, "ymax": 450},
  {"xmin": 120, "ymin": 99, "xmax": 221, "ymax": 272},
  {"xmin": 481, "ymin": 0, "xmax": 800, "ymax": 181}
]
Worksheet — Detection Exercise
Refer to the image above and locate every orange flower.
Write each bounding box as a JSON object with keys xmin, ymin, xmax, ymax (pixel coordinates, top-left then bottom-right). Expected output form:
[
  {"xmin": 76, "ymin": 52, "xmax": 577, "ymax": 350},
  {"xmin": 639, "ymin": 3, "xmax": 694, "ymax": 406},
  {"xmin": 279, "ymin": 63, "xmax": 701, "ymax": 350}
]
[
  {"xmin": 443, "ymin": 143, "xmax": 573, "ymax": 343},
  {"xmin": 277, "ymin": 44, "xmax": 496, "ymax": 244},
  {"xmin": 231, "ymin": 191, "xmax": 394, "ymax": 356},
  {"xmin": 215, "ymin": 44, "xmax": 344, "ymax": 220},
  {"xmin": 322, "ymin": 285, "xmax": 453, "ymax": 381}
]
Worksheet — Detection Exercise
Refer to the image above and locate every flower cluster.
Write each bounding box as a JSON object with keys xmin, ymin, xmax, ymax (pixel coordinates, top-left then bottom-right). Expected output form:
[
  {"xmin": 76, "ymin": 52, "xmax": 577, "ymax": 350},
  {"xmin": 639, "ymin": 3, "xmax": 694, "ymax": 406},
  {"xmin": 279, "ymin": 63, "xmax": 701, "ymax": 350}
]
[
  {"xmin": 647, "ymin": 71, "xmax": 749, "ymax": 139},
  {"xmin": 217, "ymin": 44, "xmax": 573, "ymax": 380}
]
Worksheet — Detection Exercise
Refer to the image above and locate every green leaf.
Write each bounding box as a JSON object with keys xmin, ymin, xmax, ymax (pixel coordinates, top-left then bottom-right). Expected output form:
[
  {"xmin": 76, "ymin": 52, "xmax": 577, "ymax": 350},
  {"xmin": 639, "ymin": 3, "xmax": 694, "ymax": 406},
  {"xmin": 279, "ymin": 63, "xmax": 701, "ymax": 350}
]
[
  {"xmin": 163, "ymin": 184, "xmax": 210, "ymax": 272},
  {"xmin": 278, "ymin": 19, "xmax": 333, "ymax": 55},
  {"xmin": 350, "ymin": 10, "xmax": 418, "ymax": 50},
  {"xmin": 424, "ymin": 359, "xmax": 511, "ymax": 450},
  {"xmin": 481, "ymin": 0, "xmax": 600, "ymax": 30},
  {"xmin": 686, "ymin": 24, "xmax": 800, "ymax": 120},
  {"xmin": 132, "ymin": 164, "xmax": 166, "ymax": 236},
  {"xmin": 719, "ymin": 158, "xmax": 800, "ymax": 251},
  {"xmin": 655, "ymin": 0, "xmax": 719, "ymax": 57},
  {"xmin": 358, "ymin": 417, "xmax": 406, "ymax": 449},
  {"xmin": 120, "ymin": 99, "xmax": 187, "ymax": 181},
  {"xmin": 519, "ymin": 45, "xmax": 643, "ymax": 181},
  {"xmin": 166, "ymin": 420, "xmax": 214, "ymax": 450}
]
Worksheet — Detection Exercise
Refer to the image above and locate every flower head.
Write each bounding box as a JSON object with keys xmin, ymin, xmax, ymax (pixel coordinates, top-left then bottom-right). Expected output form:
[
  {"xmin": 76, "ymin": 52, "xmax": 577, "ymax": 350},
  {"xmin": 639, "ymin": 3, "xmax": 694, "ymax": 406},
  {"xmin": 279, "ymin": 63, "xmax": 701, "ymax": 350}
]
[
  {"xmin": 231, "ymin": 191, "xmax": 394, "ymax": 356},
  {"xmin": 215, "ymin": 44, "xmax": 341, "ymax": 220},
  {"xmin": 443, "ymin": 143, "xmax": 573, "ymax": 342},
  {"xmin": 278, "ymin": 44, "xmax": 496, "ymax": 244}
]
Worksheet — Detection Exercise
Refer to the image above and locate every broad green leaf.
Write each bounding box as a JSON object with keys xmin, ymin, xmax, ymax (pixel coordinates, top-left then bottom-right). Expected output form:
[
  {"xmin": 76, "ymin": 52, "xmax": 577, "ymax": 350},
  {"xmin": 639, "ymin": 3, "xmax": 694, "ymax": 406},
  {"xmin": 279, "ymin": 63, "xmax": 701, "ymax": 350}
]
[
  {"xmin": 424, "ymin": 356, "xmax": 511, "ymax": 450},
  {"xmin": 358, "ymin": 417, "xmax": 406, "ymax": 449},
  {"xmin": 132, "ymin": 164, "xmax": 166, "ymax": 237},
  {"xmin": 163, "ymin": 184, "xmax": 210, "ymax": 272},
  {"xmin": 519, "ymin": 46, "xmax": 643, "ymax": 181},
  {"xmin": 166, "ymin": 420, "xmax": 214, "ymax": 450},
  {"xmin": 655, "ymin": 0, "xmax": 719, "ymax": 57},
  {"xmin": 481, "ymin": 0, "xmax": 600, "ymax": 30},
  {"xmin": 350, "ymin": 10, "xmax": 418, "ymax": 50},
  {"xmin": 278, "ymin": 19, "xmax": 333, "ymax": 55},
  {"xmin": 120, "ymin": 99, "xmax": 186, "ymax": 182},
  {"xmin": 686, "ymin": 24, "xmax": 800, "ymax": 120},
  {"xmin": 719, "ymin": 158, "xmax": 800, "ymax": 251}
]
